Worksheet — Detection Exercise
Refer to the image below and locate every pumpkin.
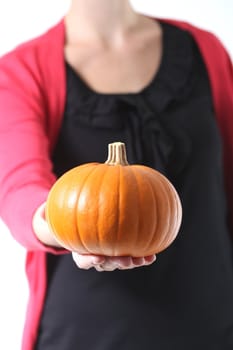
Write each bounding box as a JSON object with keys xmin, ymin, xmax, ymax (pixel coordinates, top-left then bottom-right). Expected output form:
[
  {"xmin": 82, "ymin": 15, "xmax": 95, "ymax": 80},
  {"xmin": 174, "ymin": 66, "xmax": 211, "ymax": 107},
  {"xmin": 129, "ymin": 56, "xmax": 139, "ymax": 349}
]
[{"xmin": 45, "ymin": 142, "xmax": 182, "ymax": 256}]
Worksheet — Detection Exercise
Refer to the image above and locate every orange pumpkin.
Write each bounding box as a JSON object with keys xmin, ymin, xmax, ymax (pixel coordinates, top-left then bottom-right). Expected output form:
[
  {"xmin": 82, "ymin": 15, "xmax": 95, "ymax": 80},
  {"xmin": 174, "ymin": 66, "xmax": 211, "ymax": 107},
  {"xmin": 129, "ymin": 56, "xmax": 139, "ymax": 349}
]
[{"xmin": 45, "ymin": 142, "xmax": 182, "ymax": 256}]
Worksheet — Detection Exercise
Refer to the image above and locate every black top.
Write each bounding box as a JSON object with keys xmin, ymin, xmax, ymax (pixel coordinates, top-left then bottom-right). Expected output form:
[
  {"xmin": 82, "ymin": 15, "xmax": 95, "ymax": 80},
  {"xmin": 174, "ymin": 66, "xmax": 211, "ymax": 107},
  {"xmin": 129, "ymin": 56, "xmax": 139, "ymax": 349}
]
[{"xmin": 35, "ymin": 23, "xmax": 233, "ymax": 350}]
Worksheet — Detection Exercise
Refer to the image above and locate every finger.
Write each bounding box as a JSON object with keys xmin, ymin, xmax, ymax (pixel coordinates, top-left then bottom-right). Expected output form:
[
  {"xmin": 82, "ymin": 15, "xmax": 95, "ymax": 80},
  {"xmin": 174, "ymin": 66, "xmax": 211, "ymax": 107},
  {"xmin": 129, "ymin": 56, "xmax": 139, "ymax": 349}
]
[
  {"xmin": 111, "ymin": 256, "xmax": 133, "ymax": 268},
  {"xmin": 91, "ymin": 256, "xmax": 106, "ymax": 265},
  {"xmin": 96, "ymin": 258, "xmax": 120, "ymax": 271},
  {"xmin": 144, "ymin": 255, "xmax": 156, "ymax": 264},
  {"xmin": 72, "ymin": 252, "xmax": 92, "ymax": 269},
  {"xmin": 109, "ymin": 256, "xmax": 140, "ymax": 270},
  {"xmin": 95, "ymin": 264, "xmax": 117, "ymax": 272},
  {"xmin": 94, "ymin": 256, "xmax": 133, "ymax": 272},
  {"xmin": 132, "ymin": 257, "xmax": 145, "ymax": 266},
  {"xmin": 117, "ymin": 255, "xmax": 156, "ymax": 269},
  {"xmin": 72, "ymin": 252, "xmax": 105, "ymax": 269},
  {"xmin": 94, "ymin": 264, "xmax": 105, "ymax": 272}
]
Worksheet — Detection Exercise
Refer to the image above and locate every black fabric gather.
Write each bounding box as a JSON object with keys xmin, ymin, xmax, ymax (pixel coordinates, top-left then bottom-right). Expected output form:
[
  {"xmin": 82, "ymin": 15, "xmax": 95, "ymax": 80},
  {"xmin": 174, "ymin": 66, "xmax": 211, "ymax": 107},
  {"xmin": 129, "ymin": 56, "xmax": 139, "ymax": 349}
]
[{"xmin": 64, "ymin": 23, "xmax": 193, "ymax": 175}]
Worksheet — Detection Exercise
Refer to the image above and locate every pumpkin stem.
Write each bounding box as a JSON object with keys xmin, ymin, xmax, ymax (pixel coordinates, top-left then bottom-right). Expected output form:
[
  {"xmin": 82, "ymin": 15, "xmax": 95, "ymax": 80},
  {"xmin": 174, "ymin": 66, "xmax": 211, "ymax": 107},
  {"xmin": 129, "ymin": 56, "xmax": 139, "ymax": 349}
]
[{"xmin": 105, "ymin": 142, "xmax": 129, "ymax": 166}]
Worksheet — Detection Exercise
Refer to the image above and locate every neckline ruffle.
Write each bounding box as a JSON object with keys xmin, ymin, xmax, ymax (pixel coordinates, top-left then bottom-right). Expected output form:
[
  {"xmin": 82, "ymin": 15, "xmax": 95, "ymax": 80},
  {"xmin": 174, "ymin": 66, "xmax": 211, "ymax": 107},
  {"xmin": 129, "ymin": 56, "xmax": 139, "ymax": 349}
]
[{"xmin": 65, "ymin": 21, "xmax": 194, "ymax": 116}]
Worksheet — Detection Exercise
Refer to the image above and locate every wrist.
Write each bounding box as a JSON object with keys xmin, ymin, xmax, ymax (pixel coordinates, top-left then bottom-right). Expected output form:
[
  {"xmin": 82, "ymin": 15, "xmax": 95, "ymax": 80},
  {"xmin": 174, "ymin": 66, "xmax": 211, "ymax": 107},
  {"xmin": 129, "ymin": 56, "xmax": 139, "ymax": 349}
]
[{"xmin": 32, "ymin": 202, "xmax": 63, "ymax": 248}]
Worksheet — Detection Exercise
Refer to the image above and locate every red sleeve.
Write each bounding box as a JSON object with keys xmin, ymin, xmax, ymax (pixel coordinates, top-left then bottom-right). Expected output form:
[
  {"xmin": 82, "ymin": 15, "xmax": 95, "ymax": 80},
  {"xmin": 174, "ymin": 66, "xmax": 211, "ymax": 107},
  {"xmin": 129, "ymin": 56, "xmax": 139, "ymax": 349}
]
[{"xmin": 0, "ymin": 48, "xmax": 66, "ymax": 254}]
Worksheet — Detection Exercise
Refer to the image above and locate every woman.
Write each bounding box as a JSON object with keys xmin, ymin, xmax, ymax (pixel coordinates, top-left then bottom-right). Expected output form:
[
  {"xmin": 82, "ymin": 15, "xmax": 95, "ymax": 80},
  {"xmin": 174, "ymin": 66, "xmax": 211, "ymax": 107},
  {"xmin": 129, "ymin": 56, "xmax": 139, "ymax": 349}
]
[{"xmin": 0, "ymin": 0, "xmax": 233, "ymax": 349}]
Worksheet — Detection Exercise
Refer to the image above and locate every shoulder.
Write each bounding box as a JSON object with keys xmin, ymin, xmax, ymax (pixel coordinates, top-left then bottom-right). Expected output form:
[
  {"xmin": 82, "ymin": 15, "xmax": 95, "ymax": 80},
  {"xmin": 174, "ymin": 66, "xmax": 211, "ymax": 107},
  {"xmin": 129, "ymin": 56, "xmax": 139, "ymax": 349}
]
[
  {"xmin": 0, "ymin": 19, "xmax": 64, "ymax": 74},
  {"xmin": 0, "ymin": 18, "xmax": 65, "ymax": 99},
  {"xmin": 159, "ymin": 18, "xmax": 232, "ymax": 92},
  {"xmin": 160, "ymin": 18, "xmax": 221, "ymax": 42},
  {"xmin": 159, "ymin": 18, "xmax": 230, "ymax": 61}
]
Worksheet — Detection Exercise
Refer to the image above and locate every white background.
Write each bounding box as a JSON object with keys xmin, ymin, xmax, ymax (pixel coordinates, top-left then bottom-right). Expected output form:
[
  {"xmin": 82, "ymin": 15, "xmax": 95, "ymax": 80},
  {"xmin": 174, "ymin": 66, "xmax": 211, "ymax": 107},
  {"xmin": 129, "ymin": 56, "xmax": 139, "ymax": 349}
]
[{"xmin": 0, "ymin": 1, "xmax": 232, "ymax": 349}]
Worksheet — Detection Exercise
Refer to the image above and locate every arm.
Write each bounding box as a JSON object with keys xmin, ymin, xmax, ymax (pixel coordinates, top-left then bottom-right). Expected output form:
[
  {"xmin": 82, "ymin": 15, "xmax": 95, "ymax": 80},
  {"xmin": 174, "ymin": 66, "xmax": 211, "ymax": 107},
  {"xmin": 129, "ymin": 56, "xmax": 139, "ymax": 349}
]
[
  {"xmin": 0, "ymin": 47, "xmax": 156, "ymax": 268},
  {"xmin": 0, "ymin": 48, "xmax": 66, "ymax": 253}
]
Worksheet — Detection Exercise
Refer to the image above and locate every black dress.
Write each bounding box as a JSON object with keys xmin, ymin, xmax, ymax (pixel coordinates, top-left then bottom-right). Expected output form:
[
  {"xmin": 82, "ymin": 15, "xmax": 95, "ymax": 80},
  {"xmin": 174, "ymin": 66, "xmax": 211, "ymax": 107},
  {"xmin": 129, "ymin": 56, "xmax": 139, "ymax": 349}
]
[{"xmin": 35, "ymin": 23, "xmax": 233, "ymax": 350}]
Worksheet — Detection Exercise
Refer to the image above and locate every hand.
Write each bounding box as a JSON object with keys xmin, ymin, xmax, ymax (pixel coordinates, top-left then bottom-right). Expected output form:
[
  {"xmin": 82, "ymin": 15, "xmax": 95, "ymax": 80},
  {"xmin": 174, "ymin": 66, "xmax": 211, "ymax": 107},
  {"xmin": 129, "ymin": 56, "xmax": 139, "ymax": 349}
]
[
  {"xmin": 72, "ymin": 253, "xmax": 156, "ymax": 272},
  {"xmin": 33, "ymin": 203, "xmax": 157, "ymax": 270}
]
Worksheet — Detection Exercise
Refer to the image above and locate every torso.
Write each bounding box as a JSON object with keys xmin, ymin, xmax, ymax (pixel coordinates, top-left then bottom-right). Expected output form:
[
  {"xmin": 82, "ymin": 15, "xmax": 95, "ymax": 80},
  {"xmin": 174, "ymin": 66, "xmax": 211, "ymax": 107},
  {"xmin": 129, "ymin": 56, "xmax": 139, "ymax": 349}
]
[{"xmin": 35, "ymin": 21, "xmax": 233, "ymax": 350}]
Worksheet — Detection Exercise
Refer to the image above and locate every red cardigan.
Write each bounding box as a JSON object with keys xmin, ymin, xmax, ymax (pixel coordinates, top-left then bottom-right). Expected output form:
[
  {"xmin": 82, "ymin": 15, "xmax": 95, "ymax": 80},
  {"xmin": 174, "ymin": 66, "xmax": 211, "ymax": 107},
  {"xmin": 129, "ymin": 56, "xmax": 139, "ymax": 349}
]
[{"xmin": 0, "ymin": 18, "xmax": 232, "ymax": 350}]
